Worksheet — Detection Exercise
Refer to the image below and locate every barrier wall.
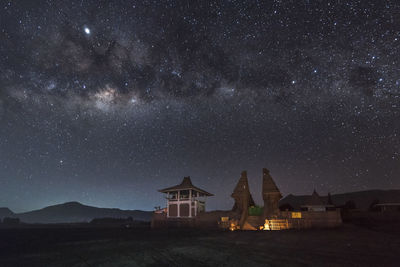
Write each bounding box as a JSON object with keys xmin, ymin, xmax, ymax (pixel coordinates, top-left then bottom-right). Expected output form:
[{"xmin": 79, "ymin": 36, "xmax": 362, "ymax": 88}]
[
  {"xmin": 152, "ymin": 210, "xmax": 342, "ymax": 229},
  {"xmin": 151, "ymin": 211, "xmax": 240, "ymax": 228},
  {"xmin": 279, "ymin": 210, "xmax": 342, "ymax": 229}
]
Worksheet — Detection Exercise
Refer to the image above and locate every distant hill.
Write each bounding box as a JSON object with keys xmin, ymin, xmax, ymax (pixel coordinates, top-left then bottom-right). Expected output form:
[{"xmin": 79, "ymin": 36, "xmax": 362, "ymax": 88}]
[
  {"xmin": 280, "ymin": 189, "xmax": 400, "ymax": 210},
  {"xmin": 8, "ymin": 202, "xmax": 152, "ymax": 224},
  {"xmin": 0, "ymin": 208, "xmax": 14, "ymax": 219}
]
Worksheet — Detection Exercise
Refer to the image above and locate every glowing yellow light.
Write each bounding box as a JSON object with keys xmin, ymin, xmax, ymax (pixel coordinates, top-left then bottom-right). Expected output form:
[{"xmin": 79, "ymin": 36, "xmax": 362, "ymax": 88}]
[
  {"xmin": 262, "ymin": 219, "xmax": 289, "ymax": 230},
  {"xmin": 263, "ymin": 220, "xmax": 271, "ymax": 230},
  {"xmin": 229, "ymin": 220, "xmax": 239, "ymax": 231},
  {"xmin": 292, "ymin": 212, "xmax": 302, "ymax": 218},
  {"xmin": 221, "ymin": 217, "xmax": 229, "ymax": 222}
]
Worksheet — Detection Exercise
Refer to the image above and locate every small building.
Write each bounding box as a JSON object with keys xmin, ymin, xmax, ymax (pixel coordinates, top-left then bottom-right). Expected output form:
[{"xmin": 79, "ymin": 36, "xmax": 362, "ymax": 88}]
[
  {"xmin": 373, "ymin": 203, "xmax": 400, "ymax": 212},
  {"xmin": 301, "ymin": 190, "xmax": 335, "ymax": 212},
  {"xmin": 158, "ymin": 176, "xmax": 213, "ymax": 218},
  {"xmin": 277, "ymin": 189, "xmax": 342, "ymax": 229},
  {"xmin": 153, "ymin": 170, "xmax": 342, "ymax": 229}
]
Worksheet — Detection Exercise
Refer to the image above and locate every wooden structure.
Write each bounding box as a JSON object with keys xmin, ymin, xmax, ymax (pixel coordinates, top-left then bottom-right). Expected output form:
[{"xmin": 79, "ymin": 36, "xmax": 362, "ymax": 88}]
[
  {"xmin": 231, "ymin": 171, "xmax": 255, "ymax": 228},
  {"xmin": 228, "ymin": 169, "xmax": 342, "ymax": 231},
  {"xmin": 263, "ymin": 219, "xmax": 290, "ymax": 230},
  {"xmin": 153, "ymin": 168, "xmax": 342, "ymax": 230},
  {"xmin": 279, "ymin": 210, "xmax": 342, "ymax": 229},
  {"xmin": 301, "ymin": 190, "xmax": 335, "ymax": 212},
  {"xmin": 373, "ymin": 203, "xmax": 400, "ymax": 212},
  {"xmin": 262, "ymin": 168, "xmax": 282, "ymax": 218},
  {"xmin": 159, "ymin": 176, "xmax": 213, "ymax": 218}
]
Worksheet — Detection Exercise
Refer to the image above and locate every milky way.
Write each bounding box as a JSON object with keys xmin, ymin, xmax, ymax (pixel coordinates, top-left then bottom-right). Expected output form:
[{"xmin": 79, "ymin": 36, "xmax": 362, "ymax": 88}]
[{"xmin": 0, "ymin": 0, "xmax": 399, "ymax": 212}]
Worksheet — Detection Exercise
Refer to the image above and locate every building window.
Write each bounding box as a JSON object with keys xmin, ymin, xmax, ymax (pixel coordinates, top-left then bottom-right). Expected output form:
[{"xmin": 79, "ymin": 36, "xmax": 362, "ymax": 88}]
[
  {"xmin": 180, "ymin": 190, "xmax": 189, "ymax": 199},
  {"xmin": 169, "ymin": 192, "xmax": 177, "ymax": 200}
]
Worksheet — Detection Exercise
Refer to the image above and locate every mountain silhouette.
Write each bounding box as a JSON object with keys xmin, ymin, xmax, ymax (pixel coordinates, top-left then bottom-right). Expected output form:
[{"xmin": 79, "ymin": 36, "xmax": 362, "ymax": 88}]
[
  {"xmin": 5, "ymin": 202, "xmax": 152, "ymax": 223},
  {"xmin": 0, "ymin": 208, "xmax": 14, "ymax": 219},
  {"xmin": 280, "ymin": 189, "xmax": 400, "ymax": 210}
]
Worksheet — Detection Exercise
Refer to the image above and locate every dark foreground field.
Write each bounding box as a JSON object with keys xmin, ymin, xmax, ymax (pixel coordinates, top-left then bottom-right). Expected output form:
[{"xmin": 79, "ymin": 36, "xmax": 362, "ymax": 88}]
[{"xmin": 0, "ymin": 224, "xmax": 399, "ymax": 267}]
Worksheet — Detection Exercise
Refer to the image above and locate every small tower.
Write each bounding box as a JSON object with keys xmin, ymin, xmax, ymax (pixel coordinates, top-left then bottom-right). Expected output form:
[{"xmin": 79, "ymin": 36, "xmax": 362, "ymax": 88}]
[
  {"xmin": 262, "ymin": 168, "xmax": 282, "ymax": 218},
  {"xmin": 159, "ymin": 176, "xmax": 213, "ymax": 218},
  {"xmin": 231, "ymin": 171, "xmax": 255, "ymax": 213},
  {"xmin": 231, "ymin": 171, "xmax": 255, "ymax": 228}
]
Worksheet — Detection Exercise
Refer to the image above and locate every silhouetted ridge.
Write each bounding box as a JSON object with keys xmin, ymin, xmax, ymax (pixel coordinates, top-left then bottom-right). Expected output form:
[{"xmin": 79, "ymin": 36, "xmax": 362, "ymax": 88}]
[
  {"xmin": 12, "ymin": 202, "xmax": 152, "ymax": 223},
  {"xmin": 0, "ymin": 207, "xmax": 14, "ymax": 219},
  {"xmin": 280, "ymin": 189, "xmax": 400, "ymax": 210}
]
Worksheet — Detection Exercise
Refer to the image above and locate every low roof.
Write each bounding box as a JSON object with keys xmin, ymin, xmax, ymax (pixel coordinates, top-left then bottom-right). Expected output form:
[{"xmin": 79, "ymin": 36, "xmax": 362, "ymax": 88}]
[
  {"xmin": 374, "ymin": 203, "xmax": 400, "ymax": 206},
  {"xmin": 302, "ymin": 189, "xmax": 331, "ymax": 207},
  {"xmin": 158, "ymin": 176, "xmax": 213, "ymax": 196}
]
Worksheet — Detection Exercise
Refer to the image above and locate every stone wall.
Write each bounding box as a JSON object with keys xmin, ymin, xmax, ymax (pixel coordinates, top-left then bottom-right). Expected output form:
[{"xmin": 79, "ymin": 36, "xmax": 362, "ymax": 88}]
[
  {"xmin": 279, "ymin": 210, "xmax": 342, "ymax": 229},
  {"xmin": 195, "ymin": 210, "xmax": 240, "ymax": 228},
  {"xmin": 151, "ymin": 213, "xmax": 197, "ymax": 228},
  {"xmin": 151, "ymin": 210, "xmax": 240, "ymax": 229},
  {"xmin": 152, "ymin": 210, "xmax": 342, "ymax": 229}
]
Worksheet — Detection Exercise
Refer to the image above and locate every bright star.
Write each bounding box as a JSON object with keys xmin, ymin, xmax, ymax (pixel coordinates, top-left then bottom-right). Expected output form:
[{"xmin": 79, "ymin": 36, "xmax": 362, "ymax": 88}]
[{"xmin": 84, "ymin": 27, "xmax": 90, "ymax": 35}]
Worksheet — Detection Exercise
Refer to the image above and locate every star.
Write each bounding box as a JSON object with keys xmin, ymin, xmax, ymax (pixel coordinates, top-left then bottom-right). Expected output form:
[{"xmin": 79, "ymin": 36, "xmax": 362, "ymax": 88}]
[
  {"xmin": 84, "ymin": 27, "xmax": 90, "ymax": 35},
  {"xmin": 0, "ymin": 0, "xmax": 399, "ymax": 214}
]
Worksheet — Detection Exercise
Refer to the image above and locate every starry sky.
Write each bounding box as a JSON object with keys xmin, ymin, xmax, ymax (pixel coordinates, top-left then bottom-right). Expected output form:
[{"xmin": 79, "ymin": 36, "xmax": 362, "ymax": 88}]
[{"xmin": 1, "ymin": 0, "xmax": 399, "ymax": 212}]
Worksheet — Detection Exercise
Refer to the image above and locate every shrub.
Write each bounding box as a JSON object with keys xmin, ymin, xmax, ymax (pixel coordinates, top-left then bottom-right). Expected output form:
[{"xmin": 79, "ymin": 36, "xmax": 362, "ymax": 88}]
[{"xmin": 248, "ymin": 206, "xmax": 263, "ymax": 216}]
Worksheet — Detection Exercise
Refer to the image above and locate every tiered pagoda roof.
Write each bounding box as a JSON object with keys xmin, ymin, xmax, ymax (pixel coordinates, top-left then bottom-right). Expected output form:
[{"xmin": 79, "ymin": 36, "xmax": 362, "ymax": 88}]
[
  {"xmin": 159, "ymin": 176, "xmax": 213, "ymax": 196},
  {"xmin": 304, "ymin": 189, "xmax": 325, "ymax": 206}
]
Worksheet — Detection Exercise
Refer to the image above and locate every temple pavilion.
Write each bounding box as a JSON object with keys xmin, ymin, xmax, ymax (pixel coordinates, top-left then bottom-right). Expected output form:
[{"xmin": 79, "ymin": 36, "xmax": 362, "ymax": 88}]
[
  {"xmin": 301, "ymin": 190, "xmax": 335, "ymax": 212},
  {"xmin": 159, "ymin": 176, "xmax": 213, "ymax": 218}
]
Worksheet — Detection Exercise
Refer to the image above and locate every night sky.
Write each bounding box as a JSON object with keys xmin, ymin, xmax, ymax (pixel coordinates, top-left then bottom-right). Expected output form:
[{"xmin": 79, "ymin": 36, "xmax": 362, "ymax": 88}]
[{"xmin": 1, "ymin": 0, "xmax": 399, "ymax": 212}]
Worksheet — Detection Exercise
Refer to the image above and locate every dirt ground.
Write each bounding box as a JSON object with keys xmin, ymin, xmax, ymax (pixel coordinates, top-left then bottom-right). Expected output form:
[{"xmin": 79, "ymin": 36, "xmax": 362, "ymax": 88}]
[{"xmin": 0, "ymin": 224, "xmax": 399, "ymax": 267}]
